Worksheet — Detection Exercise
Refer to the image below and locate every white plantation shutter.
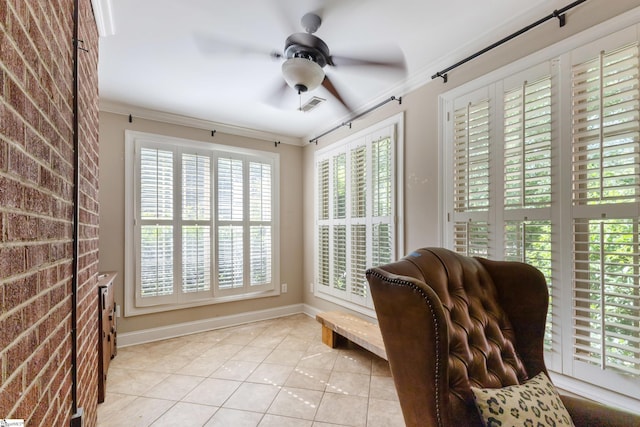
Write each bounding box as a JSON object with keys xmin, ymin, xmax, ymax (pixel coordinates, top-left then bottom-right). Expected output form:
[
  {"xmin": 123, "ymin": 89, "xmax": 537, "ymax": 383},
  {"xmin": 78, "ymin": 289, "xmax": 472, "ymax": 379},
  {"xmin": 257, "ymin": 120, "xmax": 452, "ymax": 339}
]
[
  {"xmin": 573, "ymin": 219, "xmax": 640, "ymax": 378},
  {"xmin": 140, "ymin": 148, "xmax": 173, "ymax": 220},
  {"xmin": 372, "ymin": 222, "xmax": 393, "ymax": 266},
  {"xmin": 317, "ymin": 159, "xmax": 331, "ymax": 290},
  {"xmin": 218, "ymin": 157, "xmax": 244, "ymax": 221},
  {"xmin": 249, "ymin": 161, "xmax": 272, "ymax": 287},
  {"xmin": 217, "ymin": 157, "xmax": 245, "ymax": 291},
  {"xmin": 351, "ymin": 145, "xmax": 367, "ymax": 299},
  {"xmin": 318, "ymin": 160, "xmax": 330, "ymax": 221},
  {"xmin": 314, "ymin": 118, "xmax": 400, "ymax": 311},
  {"xmin": 504, "ymin": 220, "xmax": 553, "ymax": 349},
  {"xmin": 216, "ymin": 156, "xmax": 275, "ymax": 294},
  {"xmin": 182, "ymin": 154, "xmax": 211, "ymax": 220},
  {"xmin": 453, "ymin": 221, "xmax": 489, "ymax": 257},
  {"xmin": 181, "ymin": 153, "xmax": 211, "ymax": 296},
  {"xmin": 504, "ymin": 221, "xmax": 552, "ymax": 268},
  {"xmin": 350, "ymin": 224, "xmax": 367, "ymax": 298},
  {"xmin": 373, "ymin": 138, "xmax": 392, "ymax": 217},
  {"xmin": 333, "ymin": 153, "xmax": 347, "ymax": 219},
  {"xmin": 451, "ymin": 98, "xmax": 491, "ymax": 257},
  {"xmin": 503, "ymin": 78, "xmax": 552, "ymax": 209},
  {"xmin": 138, "ymin": 147, "xmax": 175, "ymax": 304},
  {"xmin": 570, "ymin": 41, "xmax": 640, "ymax": 396},
  {"xmin": 572, "ymin": 43, "xmax": 640, "ymax": 205},
  {"xmin": 454, "ymin": 100, "xmax": 490, "ymax": 213},
  {"xmin": 333, "ymin": 152, "xmax": 347, "ymax": 293},
  {"xmin": 128, "ymin": 132, "xmax": 277, "ymax": 312},
  {"xmin": 333, "ymin": 225, "xmax": 347, "ymax": 291},
  {"xmin": 250, "ymin": 225, "xmax": 271, "ymax": 286},
  {"xmin": 217, "ymin": 225, "xmax": 243, "ymax": 289},
  {"xmin": 182, "ymin": 225, "xmax": 210, "ymax": 293},
  {"xmin": 351, "ymin": 146, "xmax": 367, "ymax": 218},
  {"xmin": 371, "ymin": 137, "xmax": 394, "ymax": 268},
  {"xmin": 502, "ymin": 75, "xmax": 554, "ymax": 349},
  {"xmin": 250, "ymin": 162, "xmax": 272, "ymax": 222},
  {"xmin": 317, "ymin": 225, "xmax": 330, "ymax": 288},
  {"xmin": 140, "ymin": 225, "xmax": 173, "ymax": 298}
]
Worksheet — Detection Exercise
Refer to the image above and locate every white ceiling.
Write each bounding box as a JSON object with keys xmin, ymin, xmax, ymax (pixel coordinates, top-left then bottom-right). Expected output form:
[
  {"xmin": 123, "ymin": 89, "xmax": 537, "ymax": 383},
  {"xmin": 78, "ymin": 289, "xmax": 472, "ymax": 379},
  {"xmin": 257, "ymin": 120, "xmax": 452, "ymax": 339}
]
[{"xmin": 97, "ymin": 0, "xmax": 556, "ymax": 143}]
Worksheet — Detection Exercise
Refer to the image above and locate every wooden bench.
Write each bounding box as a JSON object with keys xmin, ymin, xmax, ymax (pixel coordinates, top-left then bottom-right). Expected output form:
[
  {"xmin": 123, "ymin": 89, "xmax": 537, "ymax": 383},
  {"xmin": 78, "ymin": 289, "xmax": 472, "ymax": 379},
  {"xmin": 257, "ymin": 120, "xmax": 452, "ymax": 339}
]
[{"xmin": 315, "ymin": 311, "xmax": 387, "ymax": 360}]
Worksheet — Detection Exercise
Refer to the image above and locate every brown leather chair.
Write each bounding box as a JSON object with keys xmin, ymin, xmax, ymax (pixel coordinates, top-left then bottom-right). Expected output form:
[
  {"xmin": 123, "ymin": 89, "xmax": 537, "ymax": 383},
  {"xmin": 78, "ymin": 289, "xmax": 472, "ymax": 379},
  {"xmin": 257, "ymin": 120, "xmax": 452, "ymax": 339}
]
[{"xmin": 366, "ymin": 247, "xmax": 640, "ymax": 427}]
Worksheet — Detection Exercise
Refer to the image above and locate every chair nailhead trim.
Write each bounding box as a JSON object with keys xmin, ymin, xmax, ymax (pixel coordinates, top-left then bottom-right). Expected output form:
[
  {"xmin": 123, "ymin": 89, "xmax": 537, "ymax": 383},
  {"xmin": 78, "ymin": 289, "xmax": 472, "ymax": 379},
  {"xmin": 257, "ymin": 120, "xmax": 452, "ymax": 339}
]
[{"xmin": 367, "ymin": 270, "xmax": 443, "ymax": 427}]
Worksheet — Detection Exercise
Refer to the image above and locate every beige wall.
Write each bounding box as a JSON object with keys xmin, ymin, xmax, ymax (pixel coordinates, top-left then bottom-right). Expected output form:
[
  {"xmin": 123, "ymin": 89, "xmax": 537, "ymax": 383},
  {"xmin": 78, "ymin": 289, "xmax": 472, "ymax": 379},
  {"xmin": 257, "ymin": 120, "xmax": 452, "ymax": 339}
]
[
  {"xmin": 301, "ymin": 0, "xmax": 640, "ymax": 320},
  {"xmin": 99, "ymin": 1, "xmax": 640, "ymax": 333},
  {"xmin": 98, "ymin": 112, "xmax": 303, "ymax": 333}
]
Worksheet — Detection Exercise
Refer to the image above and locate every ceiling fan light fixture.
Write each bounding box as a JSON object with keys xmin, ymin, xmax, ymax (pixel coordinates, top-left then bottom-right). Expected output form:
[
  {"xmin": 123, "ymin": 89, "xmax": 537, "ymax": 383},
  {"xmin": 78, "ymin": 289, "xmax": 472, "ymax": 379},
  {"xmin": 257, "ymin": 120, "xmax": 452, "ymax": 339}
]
[{"xmin": 282, "ymin": 57, "xmax": 324, "ymax": 93}]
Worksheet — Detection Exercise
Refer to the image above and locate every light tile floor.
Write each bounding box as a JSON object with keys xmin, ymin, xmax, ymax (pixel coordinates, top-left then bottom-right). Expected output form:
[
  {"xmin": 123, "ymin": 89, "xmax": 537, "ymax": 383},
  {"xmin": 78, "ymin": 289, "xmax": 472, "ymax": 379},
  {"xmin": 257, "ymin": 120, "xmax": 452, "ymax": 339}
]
[{"xmin": 97, "ymin": 314, "xmax": 405, "ymax": 427}]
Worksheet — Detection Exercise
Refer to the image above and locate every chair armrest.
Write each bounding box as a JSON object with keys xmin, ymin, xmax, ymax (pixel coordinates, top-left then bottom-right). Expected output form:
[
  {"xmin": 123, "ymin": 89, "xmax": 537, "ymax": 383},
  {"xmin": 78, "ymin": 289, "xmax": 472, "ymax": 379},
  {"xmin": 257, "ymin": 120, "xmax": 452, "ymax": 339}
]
[
  {"xmin": 366, "ymin": 266, "xmax": 452, "ymax": 427},
  {"xmin": 560, "ymin": 394, "xmax": 640, "ymax": 427}
]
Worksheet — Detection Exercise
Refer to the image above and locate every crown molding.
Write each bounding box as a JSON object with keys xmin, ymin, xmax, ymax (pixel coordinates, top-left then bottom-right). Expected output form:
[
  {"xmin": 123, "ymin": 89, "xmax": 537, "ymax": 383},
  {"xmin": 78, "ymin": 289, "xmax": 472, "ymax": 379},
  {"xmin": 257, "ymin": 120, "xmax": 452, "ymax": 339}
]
[
  {"xmin": 100, "ymin": 100, "xmax": 303, "ymax": 146},
  {"xmin": 91, "ymin": 0, "xmax": 115, "ymax": 37}
]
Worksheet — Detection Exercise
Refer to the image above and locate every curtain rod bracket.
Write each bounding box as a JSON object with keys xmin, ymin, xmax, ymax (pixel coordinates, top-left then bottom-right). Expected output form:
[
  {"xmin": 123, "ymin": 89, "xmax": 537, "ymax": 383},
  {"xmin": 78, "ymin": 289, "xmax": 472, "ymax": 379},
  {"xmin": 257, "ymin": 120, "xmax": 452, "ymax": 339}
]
[
  {"xmin": 128, "ymin": 114, "xmax": 133, "ymax": 123},
  {"xmin": 211, "ymin": 130, "xmax": 216, "ymax": 137},
  {"xmin": 73, "ymin": 38, "xmax": 89, "ymax": 52},
  {"xmin": 434, "ymin": 72, "xmax": 448, "ymax": 83},
  {"xmin": 274, "ymin": 141, "xmax": 280, "ymax": 147},
  {"xmin": 553, "ymin": 10, "xmax": 566, "ymax": 27}
]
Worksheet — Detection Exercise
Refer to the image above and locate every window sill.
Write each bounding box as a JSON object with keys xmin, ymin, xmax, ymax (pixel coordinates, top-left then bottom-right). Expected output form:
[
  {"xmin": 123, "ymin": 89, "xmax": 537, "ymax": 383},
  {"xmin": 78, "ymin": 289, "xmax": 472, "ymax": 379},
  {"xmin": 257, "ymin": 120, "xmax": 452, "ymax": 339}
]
[
  {"xmin": 314, "ymin": 289, "xmax": 376, "ymax": 319},
  {"xmin": 549, "ymin": 371, "xmax": 640, "ymax": 414},
  {"xmin": 124, "ymin": 288, "xmax": 281, "ymax": 317}
]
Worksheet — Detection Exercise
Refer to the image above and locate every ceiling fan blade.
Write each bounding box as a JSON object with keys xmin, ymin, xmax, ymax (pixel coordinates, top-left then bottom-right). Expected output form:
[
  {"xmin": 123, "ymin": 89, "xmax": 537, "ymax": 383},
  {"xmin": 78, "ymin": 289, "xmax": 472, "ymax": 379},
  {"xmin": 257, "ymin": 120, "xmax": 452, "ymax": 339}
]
[
  {"xmin": 264, "ymin": 80, "xmax": 292, "ymax": 109},
  {"xmin": 272, "ymin": 0, "xmax": 299, "ymax": 35},
  {"xmin": 329, "ymin": 54, "xmax": 406, "ymax": 73},
  {"xmin": 194, "ymin": 33, "xmax": 282, "ymax": 59},
  {"xmin": 322, "ymin": 75, "xmax": 352, "ymax": 113}
]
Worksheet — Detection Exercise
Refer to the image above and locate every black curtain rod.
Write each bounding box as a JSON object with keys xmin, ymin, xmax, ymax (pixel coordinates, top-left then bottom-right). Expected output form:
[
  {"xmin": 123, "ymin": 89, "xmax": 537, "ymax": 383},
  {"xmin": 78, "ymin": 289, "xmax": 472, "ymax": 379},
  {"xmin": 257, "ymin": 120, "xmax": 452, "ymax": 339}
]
[
  {"xmin": 309, "ymin": 96, "xmax": 402, "ymax": 144},
  {"xmin": 431, "ymin": 0, "xmax": 588, "ymax": 83}
]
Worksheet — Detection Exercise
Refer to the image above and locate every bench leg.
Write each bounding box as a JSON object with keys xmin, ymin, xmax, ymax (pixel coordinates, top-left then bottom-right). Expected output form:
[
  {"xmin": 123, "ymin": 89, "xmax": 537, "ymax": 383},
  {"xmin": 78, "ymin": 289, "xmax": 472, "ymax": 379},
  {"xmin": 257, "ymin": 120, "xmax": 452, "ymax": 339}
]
[{"xmin": 321, "ymin": 325, "xmax": 338, "ymax": 348}]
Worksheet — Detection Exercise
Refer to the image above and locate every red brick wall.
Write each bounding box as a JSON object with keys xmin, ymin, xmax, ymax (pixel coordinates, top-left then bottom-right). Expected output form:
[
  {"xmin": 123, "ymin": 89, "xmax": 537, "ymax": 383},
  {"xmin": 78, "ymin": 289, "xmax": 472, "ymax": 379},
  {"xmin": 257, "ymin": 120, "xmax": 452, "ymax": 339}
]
[{"xmin": 0, "ymin": 1, "xmax": 100, "ymax": 426}]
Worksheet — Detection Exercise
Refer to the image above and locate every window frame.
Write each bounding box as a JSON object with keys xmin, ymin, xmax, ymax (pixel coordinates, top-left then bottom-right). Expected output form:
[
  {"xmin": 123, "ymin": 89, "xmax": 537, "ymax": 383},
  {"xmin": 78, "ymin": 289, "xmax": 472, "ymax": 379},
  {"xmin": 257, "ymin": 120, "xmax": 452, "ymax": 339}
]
[
  {"xmin": 313, "ymin": 113, "xmax": 404, "ymax": 317},
  {"xmin": 439, "ymin": 15, "xmax": 640, "ymax": 407},
  {"xmin": 124, "ymin": 130, "xmax": 280, "ymax": 317}
]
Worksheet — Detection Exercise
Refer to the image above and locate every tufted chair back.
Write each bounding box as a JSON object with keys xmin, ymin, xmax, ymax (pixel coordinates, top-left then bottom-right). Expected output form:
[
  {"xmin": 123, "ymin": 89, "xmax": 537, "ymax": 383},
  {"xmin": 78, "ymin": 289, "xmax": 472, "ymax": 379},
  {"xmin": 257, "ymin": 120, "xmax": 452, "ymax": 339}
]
[{"xmin": 366, "ymin": 247, "xmax": 550, "ymax": 427}]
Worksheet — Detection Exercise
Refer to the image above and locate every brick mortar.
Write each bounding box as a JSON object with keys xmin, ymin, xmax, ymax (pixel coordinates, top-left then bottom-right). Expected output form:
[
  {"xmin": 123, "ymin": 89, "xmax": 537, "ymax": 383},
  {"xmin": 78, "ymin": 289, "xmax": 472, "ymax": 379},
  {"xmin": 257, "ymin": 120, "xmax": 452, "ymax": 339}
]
[
  {"xmin": 0, "ymin": 108, "xmax": 75, "ymax": 185},
  {"xmin": 0, "ymin": 274, "xmax": 70, "ymax": 322}
]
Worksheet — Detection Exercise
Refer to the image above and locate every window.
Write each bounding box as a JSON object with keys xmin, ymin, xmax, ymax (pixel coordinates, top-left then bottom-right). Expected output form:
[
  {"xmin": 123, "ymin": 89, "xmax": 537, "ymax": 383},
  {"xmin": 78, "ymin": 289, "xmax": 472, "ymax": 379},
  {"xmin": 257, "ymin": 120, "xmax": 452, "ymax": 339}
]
[
  {"xmin": 314, "ymin": 114, "xmax": 403, "ymax": 315},
  {"xmin": 125, "ymin": 131, "xmax": 279, "ymax": 315},
  {"xmin": 442, "ymin": 25, "xmax": 640, "ymax": 401}
]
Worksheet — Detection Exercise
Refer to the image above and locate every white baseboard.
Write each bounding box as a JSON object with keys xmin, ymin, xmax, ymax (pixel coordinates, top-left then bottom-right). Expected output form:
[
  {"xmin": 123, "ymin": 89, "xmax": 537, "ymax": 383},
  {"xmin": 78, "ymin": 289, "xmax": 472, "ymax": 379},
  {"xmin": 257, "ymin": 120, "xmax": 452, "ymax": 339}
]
[
  {"xmin": 118, "ymin": 303, "xmax": 321, "ymax": 347},
  {"xmin": 301, "ymin": 303, "xmax": 322, "ymax": 319}
]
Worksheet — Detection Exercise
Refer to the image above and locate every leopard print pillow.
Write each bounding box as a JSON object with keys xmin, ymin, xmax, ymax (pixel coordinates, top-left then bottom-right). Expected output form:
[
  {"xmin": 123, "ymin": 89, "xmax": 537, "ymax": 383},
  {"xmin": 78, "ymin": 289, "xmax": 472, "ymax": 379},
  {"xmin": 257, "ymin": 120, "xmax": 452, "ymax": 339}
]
[{"xmin": 470, "ymin": 371, "xmax": 574, "ymax": 427}]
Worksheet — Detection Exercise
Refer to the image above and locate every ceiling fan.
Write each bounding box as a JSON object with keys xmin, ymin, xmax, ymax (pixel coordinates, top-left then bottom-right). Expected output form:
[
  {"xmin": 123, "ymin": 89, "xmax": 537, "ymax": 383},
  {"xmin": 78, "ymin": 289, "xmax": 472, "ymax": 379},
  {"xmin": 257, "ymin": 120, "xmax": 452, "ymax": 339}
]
[
  {"xmin": 197, "ymin": 9, "xmax": 406, "ymax": 113},
  {"xmin": 272, "ymin": 12, "xmax": 406, "ymax": 112}
]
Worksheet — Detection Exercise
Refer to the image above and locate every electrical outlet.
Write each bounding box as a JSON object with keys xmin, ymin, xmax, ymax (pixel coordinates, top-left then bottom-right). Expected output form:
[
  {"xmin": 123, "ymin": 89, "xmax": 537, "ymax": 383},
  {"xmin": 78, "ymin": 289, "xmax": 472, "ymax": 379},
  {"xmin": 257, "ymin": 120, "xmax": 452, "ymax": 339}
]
[
  {"xmin": 281, "ymin": 283, "xmax": 288, "ymax": 293},
  {"xmin": 309, "ymin": 282, "xmax": 314, "ymax": 293},
  {"xmin": 115, "ymin": 303, "xmax": 121, "ymax": 318}
]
